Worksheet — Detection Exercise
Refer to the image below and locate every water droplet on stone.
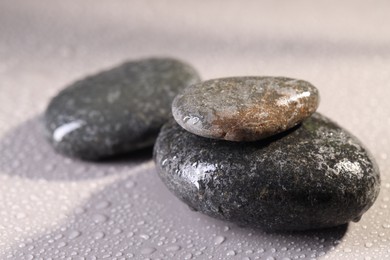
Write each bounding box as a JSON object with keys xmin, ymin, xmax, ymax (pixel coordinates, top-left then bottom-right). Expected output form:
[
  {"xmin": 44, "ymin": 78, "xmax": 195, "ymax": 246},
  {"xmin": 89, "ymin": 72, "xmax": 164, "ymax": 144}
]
[{"xmin": 191, "ymin": 117, "xmax": 200, "ymax": 125}]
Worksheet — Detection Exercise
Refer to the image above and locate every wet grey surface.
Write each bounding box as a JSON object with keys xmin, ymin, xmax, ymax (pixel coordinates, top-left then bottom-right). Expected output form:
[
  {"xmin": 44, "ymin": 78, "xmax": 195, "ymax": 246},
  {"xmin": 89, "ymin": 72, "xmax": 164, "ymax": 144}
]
[
  {"xmin": 1, "ymin": 1, "xmax": 390, "ymax": 259},
  {"xmin": 0, "ymin": 117, "xmax": 351, "ymax": 259}
]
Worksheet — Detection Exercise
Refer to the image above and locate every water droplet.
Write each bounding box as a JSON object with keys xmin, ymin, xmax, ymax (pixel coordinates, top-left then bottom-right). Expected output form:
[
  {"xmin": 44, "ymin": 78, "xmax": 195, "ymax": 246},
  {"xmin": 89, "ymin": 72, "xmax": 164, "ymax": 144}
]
[
  {"xmin": 57, "ymin": 242, "xmax": 67, "ymax": 248},
  {"xmin": 184, "ymin": 253, "xmax": 193, "ymax": 259},
  {"xmin": 74, "ymin": 207, "xmax": 86, "ymax": 215},
  {"xmin": 15, "ymin": 212, "xmax": 26, "ymax": 219},
  {"xmin": 125, "ymin": 180, "xmax": 137, "ymax": 188},
  {"xmin": 94, "ymin": 231, "xmax": 105, "ymax": 240},
  {"xmin": 140, "ymin": 234, "xmax": 150, "ymax": 240},
  {"xmin": 165, "ymin": 245, "xmax": 181, "ymax": 252},
  {"xmin": 226, "ymin": 250, "xmax": 236, "ymax": 256},
  {"xmin": 194, "ymin": 251, "xmax": 202, "ymax": 256},
  {"xmin": 94, "ymin": 201, "xmax": 111, "ymax": 210},
  {"xmin": 191, "ymin": 117, "xmax": 200, "ymax": 125},
  {"xmin": 54, "ymin": 234, "xmax": 63, "ymax": 240},
  {"xmin": 141, "ymin": 247, "xmax": 156, "ymax": 255},
  {"xmin": 112, "ymin": 228, "xmax": 122, "ymax": 235},
  {"xmin": 214, "ymin": 236, "xmax": 226, "ymax": 245},
  {"xmin": 92, "ymin": 213, "xmax": 108, "ymax": 223},
  {"xmin": 68, "ymin": 230, "xmax": 81, "ymax": 240},
  {"xmin": 365, "ymin": 242, "xmax": 373, "ymax": 248}
]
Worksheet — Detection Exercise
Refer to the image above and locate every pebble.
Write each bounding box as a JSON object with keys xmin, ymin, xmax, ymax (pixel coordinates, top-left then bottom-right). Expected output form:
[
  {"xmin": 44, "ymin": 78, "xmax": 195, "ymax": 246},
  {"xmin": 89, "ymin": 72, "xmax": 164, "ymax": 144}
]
[
  {"xmin": 44, "ymin": 57, "xmax": 200, "ymax": 160},
  {"xmin": 154, "ymin": 113, "xmax": 380, "ymax": 231},
  {"xmin": 172, "ymin": 77, "xmax": 319, "ymax": 141}
]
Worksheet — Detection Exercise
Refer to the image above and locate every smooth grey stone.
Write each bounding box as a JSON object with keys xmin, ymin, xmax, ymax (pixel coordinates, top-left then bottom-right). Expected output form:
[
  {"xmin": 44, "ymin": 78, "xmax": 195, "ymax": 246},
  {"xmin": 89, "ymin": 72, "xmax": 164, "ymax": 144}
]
[
  {"xmin": 154, "ymin": 113, "xmax": 380, "ymax": 231},
  {"xmin": 44, "ymin": 58, "xmax": 200, "ymax": 160},
  {"xmin": 172, "ymin": 77, "xmax": 319, "ymax": 141}
]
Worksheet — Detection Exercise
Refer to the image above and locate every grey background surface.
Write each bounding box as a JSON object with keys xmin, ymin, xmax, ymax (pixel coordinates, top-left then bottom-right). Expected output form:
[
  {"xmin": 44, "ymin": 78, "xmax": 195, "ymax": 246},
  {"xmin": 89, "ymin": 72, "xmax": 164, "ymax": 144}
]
[{"xmin": 0, "ymin": 1, "xmax": 389, "ymax": 259}]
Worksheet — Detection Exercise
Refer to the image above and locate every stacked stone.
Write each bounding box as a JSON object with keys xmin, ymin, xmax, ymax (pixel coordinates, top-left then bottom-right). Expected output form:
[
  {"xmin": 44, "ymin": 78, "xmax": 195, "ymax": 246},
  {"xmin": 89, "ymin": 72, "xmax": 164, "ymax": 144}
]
[{"xmin": 154, "ymin": 77, "xmax": 380, "ymax": 231}]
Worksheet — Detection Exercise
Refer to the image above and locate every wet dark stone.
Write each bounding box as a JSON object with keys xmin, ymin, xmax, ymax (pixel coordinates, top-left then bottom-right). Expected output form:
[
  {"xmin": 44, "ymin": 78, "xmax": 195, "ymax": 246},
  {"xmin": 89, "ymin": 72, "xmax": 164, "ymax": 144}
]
[
  {"xmin": 154, "ymin": 113, "xmax": 380, "ymax": 231},
  {"xmin": 45, "ymin": 57, "xmax": 200, "ymax": 160},
  {"xmin": 172, "ymin": 77, "xmax": 319, "ymax": 141}
]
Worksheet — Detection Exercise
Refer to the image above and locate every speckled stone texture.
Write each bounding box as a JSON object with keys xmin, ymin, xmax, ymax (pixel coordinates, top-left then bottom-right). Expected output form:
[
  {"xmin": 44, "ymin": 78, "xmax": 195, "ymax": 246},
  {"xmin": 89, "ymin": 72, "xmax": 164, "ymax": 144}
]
[
  {"xmin": 44, "ymin": 58, "xmax": 200, "ymax": 160},
  {"xmin": 172, "ymin": 77, "xmax": 319, "ymax": 141},
  {"xmin": 154, "ymin": 113, "xmax": 380, "ymax": 231}
]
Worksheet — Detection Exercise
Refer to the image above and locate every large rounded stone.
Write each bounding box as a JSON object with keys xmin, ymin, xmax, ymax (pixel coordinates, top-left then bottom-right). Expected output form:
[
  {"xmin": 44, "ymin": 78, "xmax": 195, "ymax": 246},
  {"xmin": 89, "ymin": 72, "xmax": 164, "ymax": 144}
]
[
  {"xmin": 154, "ymin": 113, "xmax": 380, "ymax": 231},
  {"xmin": 45, "ymin": 58, "xmax": 200, "ymax": 160},
  {"xmin": 172, "ymin": 77, "xmax": 319, "ymax": 141}
]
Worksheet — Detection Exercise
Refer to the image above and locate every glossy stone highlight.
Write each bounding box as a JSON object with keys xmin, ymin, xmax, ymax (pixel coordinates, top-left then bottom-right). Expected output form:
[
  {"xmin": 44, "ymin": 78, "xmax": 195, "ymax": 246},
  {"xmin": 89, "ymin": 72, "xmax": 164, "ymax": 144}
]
[
  {"xmin": 172, "ymin": 77, "xmax": 319, "ymax": 141},
  {"xmin": 45, "ymin": 57, "xmax": 200, "ymax": 160},
  {"xmin": 154, "ymin": 113, "xmax": 380, "ymax": 231}
]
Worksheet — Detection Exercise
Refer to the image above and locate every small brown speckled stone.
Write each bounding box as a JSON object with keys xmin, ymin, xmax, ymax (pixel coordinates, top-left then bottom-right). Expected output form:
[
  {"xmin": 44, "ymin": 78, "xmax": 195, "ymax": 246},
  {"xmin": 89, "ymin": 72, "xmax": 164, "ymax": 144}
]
[{"xmin": 172, "ymin": 77, "xmax": 320, "ymax": 141}]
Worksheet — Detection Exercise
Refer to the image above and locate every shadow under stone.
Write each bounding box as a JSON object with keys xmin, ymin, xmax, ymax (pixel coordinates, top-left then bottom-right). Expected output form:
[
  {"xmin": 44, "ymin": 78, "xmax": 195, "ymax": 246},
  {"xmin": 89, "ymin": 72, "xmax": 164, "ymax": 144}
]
[
  {"xmin": 6, "ymin": 164, "xmax": 347, "ymax": 259},
  {"xmin": 0, "ymin": 115, "xmax": 153, "ymax": 181}
]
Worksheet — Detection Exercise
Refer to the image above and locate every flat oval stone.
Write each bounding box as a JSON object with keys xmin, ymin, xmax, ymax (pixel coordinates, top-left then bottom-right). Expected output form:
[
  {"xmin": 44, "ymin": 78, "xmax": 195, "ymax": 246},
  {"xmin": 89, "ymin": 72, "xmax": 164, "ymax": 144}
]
[
  {"xmin": 45, "ymin": 58, "xmax": 200, "ymax": 160},
  {"xmin": 172, "ymin": 77, "xmax": 319, "ymax": 141},
  {"xmin": 154, "ymin": 113, "xmax": 380, "ymax": 231}
]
